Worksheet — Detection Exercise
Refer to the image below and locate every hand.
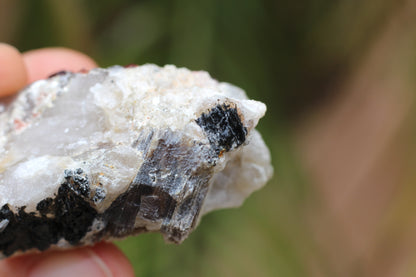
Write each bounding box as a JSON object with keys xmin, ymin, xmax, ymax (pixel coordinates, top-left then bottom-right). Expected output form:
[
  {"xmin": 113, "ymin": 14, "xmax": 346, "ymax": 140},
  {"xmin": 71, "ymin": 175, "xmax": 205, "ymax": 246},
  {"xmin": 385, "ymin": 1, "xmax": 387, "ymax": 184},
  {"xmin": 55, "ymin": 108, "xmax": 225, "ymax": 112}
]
[{"xmin": 0, "ymin": 43, "xmax": 134, "ymax": 277}]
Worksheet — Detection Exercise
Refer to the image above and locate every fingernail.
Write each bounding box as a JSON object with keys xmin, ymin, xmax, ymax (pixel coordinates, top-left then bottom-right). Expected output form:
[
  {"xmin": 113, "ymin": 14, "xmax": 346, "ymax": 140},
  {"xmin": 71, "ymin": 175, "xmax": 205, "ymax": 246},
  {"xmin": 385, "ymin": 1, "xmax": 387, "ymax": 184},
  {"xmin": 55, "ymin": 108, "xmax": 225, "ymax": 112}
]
[{"xmin": 29, "ymin": 248, "xmax": 112, "ymax": 277}]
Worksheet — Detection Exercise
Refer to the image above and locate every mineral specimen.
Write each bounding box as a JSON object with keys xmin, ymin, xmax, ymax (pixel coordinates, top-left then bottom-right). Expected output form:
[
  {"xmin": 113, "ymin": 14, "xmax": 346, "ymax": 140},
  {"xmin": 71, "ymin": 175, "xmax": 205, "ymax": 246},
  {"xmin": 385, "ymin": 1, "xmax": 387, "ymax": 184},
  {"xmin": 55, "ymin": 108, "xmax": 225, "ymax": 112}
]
[{"xmin": 0, "ymin": 64, "xmax": 272, "ymax": 258}]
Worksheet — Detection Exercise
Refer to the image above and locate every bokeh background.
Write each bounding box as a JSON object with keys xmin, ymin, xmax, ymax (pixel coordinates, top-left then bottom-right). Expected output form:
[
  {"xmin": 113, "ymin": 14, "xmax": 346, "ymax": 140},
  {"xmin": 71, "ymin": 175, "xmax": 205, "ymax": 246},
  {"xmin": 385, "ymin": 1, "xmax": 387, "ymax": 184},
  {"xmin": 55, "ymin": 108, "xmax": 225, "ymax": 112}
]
[{"xmin": 1, "ymin": 0, "xmax": 416, "ymax": 276}]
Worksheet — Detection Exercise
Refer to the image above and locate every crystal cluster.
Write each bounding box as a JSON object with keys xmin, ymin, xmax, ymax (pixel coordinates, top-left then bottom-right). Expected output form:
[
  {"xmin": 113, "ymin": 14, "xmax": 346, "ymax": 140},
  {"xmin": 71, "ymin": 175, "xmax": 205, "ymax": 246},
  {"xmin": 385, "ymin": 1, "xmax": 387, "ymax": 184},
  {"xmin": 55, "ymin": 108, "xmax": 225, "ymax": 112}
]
[{"xmin": 0, "ymin": 64, "xmax": 272, "ymax": 258}]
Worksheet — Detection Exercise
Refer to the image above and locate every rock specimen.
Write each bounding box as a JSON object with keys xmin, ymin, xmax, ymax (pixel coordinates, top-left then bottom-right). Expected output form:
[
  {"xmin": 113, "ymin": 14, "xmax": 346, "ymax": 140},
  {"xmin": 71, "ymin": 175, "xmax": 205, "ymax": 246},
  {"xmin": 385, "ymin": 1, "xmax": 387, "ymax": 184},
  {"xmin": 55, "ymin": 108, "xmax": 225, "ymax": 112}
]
[{"xmin": 0, "ymin": 64, "xmax": 272, "ymax": 258}]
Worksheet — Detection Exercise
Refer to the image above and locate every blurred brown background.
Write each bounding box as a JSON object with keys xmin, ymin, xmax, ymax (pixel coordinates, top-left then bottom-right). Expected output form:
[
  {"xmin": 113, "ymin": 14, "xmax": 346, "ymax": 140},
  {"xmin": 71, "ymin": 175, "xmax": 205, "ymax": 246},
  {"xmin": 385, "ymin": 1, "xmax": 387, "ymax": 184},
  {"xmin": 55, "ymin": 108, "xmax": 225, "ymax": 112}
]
[{"xmin": 1, "ymin": 0, "xmax": 416, "ymax": 276}]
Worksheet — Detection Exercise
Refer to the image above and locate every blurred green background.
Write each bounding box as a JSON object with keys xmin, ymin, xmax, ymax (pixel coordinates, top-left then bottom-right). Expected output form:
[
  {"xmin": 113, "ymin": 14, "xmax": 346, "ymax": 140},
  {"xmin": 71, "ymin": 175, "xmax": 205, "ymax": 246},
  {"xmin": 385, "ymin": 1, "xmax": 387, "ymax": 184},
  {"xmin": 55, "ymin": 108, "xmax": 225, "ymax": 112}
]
[{"xmin": 2, "ymin": 0, "xmax": 416, "ymax": 276}]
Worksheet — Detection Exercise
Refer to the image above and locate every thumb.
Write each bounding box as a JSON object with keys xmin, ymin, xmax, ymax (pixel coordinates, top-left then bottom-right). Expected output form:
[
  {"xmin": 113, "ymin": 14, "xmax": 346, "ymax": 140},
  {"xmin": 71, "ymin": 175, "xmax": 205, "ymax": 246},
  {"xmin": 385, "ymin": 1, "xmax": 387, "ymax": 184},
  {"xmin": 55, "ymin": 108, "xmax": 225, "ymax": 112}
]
[{"xmin": 0, "ymin": 242, "xmax": 135, "ymax": 277}]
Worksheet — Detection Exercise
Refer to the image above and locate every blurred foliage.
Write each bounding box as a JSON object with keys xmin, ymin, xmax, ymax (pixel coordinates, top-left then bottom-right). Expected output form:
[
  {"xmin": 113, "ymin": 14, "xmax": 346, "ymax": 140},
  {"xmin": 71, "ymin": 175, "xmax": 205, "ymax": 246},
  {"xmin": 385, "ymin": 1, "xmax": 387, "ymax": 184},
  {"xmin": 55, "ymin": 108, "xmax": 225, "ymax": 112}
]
[
  {"xmin": 0, "ymin": 0, "xmax": 408, "ymax": 276},
  {"xmin": 6, "ymin": 0, "xmax": 399, "ymax": 123}
]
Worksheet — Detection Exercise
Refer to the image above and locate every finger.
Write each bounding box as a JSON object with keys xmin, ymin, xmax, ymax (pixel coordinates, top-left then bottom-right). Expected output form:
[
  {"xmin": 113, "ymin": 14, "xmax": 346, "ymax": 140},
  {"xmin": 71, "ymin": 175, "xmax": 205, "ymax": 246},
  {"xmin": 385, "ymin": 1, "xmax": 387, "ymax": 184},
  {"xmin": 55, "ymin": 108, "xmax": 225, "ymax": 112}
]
[
  {"xmin": 0, "ymin": 43, "xmax": 27, "ymax": 97},
  {"xmin": 0, "ymin": 242, "xmax": 134, "ymax": 277},
  {"xmin": 23, "ymin": 47, "xmax": 97, "ymax": 83},
  {"xmin": 91, "ymin": 243, "xmax": 135, "ymax": 277}
]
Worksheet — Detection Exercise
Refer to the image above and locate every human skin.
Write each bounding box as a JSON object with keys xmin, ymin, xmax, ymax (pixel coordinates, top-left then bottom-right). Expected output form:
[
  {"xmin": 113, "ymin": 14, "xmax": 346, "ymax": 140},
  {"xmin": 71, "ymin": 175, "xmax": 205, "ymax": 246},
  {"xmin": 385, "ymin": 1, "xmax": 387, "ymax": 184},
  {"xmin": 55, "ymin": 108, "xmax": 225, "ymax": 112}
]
[{"xmin": 0, "ymin": 43, "xmax": 135, "ymax": 277}]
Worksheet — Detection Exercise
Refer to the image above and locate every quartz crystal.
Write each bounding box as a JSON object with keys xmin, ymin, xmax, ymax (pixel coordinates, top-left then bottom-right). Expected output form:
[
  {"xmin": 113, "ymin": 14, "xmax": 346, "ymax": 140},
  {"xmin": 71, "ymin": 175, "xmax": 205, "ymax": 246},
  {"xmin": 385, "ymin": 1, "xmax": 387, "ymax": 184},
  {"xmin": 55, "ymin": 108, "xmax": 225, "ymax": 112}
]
[{"xmin": 0, "ymin": 64, "xmax": 272, "ymax": 258}]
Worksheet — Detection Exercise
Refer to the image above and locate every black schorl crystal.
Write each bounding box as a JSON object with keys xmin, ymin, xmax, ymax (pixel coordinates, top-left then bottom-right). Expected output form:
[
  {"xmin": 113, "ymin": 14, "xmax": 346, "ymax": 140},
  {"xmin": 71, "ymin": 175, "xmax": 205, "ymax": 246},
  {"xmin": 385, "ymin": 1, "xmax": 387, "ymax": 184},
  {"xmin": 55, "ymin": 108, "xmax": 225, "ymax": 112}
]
[{"xmin": 196, "ymin": 104, "xmax": 247, "ymax": 155}]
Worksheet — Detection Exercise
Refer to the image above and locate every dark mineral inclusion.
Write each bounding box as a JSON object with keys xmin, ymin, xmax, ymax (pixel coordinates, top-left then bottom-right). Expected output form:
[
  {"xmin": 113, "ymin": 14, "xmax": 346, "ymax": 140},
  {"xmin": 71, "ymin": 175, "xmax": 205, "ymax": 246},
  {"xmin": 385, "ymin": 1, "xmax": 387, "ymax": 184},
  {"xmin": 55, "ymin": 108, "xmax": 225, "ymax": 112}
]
[{"xmin": 0, "ymin": 104, "xmax": 247, "ymax": 257}]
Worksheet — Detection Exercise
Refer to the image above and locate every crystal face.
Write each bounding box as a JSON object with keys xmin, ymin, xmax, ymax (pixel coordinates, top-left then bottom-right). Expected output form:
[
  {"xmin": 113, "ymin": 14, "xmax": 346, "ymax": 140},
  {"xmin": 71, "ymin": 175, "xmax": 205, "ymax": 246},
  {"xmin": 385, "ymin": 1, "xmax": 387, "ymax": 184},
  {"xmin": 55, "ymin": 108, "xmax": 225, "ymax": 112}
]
[{"xmin": 0, "ymin": 64, "xmax": 273, "ymax": 258}]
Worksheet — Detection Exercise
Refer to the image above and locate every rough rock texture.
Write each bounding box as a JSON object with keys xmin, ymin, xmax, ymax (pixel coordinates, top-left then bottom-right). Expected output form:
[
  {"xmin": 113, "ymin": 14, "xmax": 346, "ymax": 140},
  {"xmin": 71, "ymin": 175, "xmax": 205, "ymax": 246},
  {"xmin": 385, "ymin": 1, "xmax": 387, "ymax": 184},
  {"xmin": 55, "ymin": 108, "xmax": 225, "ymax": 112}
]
[{"xmin": 0, "ymin": 64, "xmax": 272, "ymax": 258}]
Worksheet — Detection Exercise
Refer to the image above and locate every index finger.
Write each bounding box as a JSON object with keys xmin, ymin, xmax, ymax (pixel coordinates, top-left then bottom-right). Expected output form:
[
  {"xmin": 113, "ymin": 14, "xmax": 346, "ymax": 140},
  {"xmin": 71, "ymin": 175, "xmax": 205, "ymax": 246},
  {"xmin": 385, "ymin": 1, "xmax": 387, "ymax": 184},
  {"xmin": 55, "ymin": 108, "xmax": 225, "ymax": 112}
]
[
  {"xmin": 0, "ymin": 43, "xmax": 27, "ymax": 97},
  {"xmin": 23, "ymin": 47, "xmax": 97, "ymax": 83}
]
